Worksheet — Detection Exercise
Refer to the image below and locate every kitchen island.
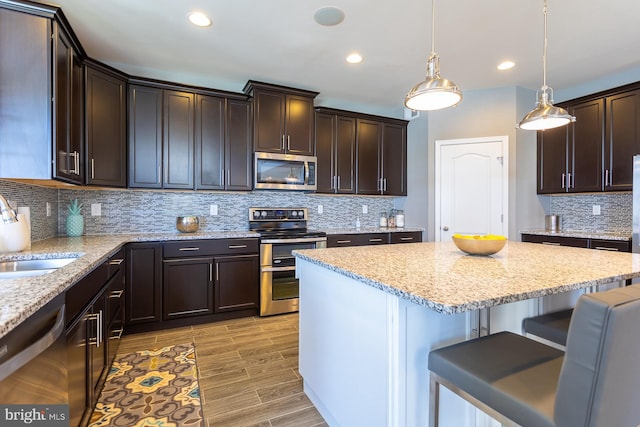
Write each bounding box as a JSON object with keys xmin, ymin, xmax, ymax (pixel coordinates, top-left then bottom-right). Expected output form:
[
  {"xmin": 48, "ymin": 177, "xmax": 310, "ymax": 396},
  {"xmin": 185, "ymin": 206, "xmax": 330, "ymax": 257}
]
[{"xmin": 293, "ymin": 241, "xmax": 640, "ymax": 427}]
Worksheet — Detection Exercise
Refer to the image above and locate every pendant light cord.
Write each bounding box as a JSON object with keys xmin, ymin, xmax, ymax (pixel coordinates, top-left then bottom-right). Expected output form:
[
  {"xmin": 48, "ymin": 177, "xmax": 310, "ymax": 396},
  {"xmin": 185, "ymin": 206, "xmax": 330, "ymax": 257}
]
[
  {"xmin": 431, "ymin": 0, "xmax": 436, "ymax": 55},
  {"xmin": 542, "ymin": 0, "xmax": 548, "ymax": 90}
]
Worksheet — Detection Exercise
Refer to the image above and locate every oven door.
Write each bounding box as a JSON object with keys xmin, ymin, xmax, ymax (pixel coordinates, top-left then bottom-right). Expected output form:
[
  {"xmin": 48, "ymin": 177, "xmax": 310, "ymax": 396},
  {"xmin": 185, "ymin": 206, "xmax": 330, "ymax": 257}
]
[{"xmin": 259, "ymin": 238, "xmax": 325, "ymax": 316}]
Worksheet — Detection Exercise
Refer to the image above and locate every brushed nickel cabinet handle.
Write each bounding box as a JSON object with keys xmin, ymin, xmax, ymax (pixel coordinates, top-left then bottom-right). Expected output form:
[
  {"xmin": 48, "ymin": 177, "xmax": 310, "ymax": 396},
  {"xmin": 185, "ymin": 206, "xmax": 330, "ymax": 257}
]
[{"xmin": 178, "ymin": 247, "xmax": 200, "ymax": 251}]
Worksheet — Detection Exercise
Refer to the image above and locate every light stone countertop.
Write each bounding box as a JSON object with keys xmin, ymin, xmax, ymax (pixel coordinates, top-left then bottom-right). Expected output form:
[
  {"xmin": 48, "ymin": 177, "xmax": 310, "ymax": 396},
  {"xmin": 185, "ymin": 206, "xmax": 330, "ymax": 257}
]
[
  {"xmin": 294, "ymin": 241, "xmax": 640, "ymax": 314},
  {"xmin": 520, "ymin": 229, "xmax": 631, "ymax": 241},
  {"xmin": 0, "ymin": 231, "xmax": 258, "ymax": 339},
  {"xmin": 0, "ymin": 227, "xmax": 424, "ymax": 339}
]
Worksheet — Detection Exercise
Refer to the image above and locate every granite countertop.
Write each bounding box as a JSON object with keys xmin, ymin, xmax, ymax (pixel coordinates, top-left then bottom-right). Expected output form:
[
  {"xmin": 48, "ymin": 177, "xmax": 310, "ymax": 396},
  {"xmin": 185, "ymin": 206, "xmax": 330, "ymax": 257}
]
[
  {"xmin": 521, "ymin": 229, "xmax": 631, "ymax": 241},
  {"xmin": 0, "ymin": 231, "xmax": 258, "ymax": 339},
  {"xmin": 294, "ymin": 241, "xmax": 640, "ymax": 314}
]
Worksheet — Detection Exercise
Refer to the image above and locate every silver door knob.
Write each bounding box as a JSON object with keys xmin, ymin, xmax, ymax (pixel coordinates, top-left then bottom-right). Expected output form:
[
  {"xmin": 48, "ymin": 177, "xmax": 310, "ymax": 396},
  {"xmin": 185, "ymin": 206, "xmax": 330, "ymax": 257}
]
[{"xmin": 442, "ymin": 226, "xmax": 449, "ymax": 231}]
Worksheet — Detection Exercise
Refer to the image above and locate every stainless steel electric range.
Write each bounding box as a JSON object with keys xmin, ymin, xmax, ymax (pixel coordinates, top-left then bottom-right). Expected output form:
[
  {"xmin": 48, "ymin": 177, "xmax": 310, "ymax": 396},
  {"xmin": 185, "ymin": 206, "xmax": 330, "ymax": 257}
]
[{"xmin": 249, "ymin": 208, "xmax": 327, "ymax": 316}]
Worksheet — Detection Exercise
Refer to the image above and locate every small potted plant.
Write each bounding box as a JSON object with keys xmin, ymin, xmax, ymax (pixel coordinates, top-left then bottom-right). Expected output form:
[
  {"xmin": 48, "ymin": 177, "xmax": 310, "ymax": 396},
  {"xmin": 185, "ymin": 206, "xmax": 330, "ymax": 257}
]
[{"xmin": 66, "ymin": 199, "xmax": 84, "ymax": 237}]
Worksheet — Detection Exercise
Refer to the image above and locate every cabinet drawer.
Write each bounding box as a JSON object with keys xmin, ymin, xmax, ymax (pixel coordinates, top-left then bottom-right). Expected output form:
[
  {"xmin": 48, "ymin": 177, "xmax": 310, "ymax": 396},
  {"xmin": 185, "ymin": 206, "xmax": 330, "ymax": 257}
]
[
  {"xmin": 106, "ymin": 248, "xmax": 125, "ymax": 280},
  {"xmin": 65, "ymin": 262, "xmax": 109, "ymax": 326},
  {"xmin": 590, "ymin": 239, "xmax": 631, "ymax": 252},
  {"xmin": 163, "ymin": 238, "xmax": 259, "ymax": 257},
  {"xmin": 327, "ymin": 233, "xmax": 389, "ymax": 247},
  {"xmin": 390, "ymin": 231, "xmax": 422, "ymax": 244},
  {"xmin": 521, "ymin": 234, "xmax": 589, "ymax": 248}
]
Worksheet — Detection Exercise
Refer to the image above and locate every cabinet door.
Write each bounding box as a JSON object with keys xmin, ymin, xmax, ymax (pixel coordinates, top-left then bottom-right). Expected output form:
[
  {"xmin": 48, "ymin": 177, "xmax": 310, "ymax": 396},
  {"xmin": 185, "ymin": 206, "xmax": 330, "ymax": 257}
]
[
  {"xmin": 254, "ymin": 91, "xmax": 286, "ymax": 152},
  {"xmin": 381, "ymin": 123, "xmax": 407, "ymax": 196},
  {"xmin": 356, "ymin": 119, "xmax": 382, "ymax": 194},
  {"xmin": 85, "ymin": 65, "xmax": 126, "ymax": 187},
  {"xmin": 163, "ymin": 90, "xmax": 194, "ymax": 189},
  {"xmin": 226, "ymin": 99, "xmax": 253, "ymax": 190},
  {"xmin": 537, "ymin": 125, "xmax": 568, "ymax": 194},
  {"xmin": 605, "ymin": 90, "xmax": 640, "ymax": 191},
  {"xmin": 285, "ymin": 94, "xmax": 315, "ymax": 155},
  {"xmin": 335, "ymin": 116, "xmax": 356, "ymax": 193},
  {"xmin": 195, "ymin": 94, "xmax": 225, "ymax": 190},
  {"xmin": 569, "ymin": 99, "xmax": 604, "ymax": 192},
  {"xmin": 88, "ymin": 287, "xmax": 108, "ymax": 406},
  {"xmin": 163, "ymin": 258, "xmax": 214, "ymax": 320},
  {"xmin": 53, "ymin": 26, "xmax": 83, "ymax": 184},
  {"xmin": 315, "ymin": 113, "xmax": 335, "ymax": 193},
  {"xmin": 0, "ymin": 9, "xmax": 52, "ymax": 179},
  {"xmin": 214, "ymin": 254, "xmax": 259, "ymax": 312},
  {"xmin": 66, "ymin": 310, "xmax": 89, "ymax": 427},
  {"xmin": 126, "ymin": 243, "xmax": 162, "ymax": 324},
  {"xmin": 129, "ymin": 85, "xmax": 163, "ymax": 188}
]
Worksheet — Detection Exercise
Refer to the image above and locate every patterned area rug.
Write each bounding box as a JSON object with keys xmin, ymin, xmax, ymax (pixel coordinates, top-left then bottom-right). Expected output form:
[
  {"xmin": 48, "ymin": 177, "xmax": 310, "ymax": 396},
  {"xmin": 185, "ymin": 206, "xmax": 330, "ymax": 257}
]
[{"xmin": 89, "ymin": 342, "xmax": 203, "ymax": 427}]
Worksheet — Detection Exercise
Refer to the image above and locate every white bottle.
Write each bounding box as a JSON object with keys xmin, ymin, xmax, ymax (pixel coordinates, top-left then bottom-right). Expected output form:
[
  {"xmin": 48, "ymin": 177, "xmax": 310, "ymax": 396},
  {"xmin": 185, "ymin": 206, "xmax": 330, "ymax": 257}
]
[{"xmin": 355, "ymin": 216, "xmax": 361, "ymax": 229}]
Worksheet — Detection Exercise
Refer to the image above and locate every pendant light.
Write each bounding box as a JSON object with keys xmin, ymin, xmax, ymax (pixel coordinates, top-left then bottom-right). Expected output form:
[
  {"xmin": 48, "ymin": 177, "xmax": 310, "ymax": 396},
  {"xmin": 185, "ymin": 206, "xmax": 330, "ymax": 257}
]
[
  {"xmin": 518, "ymin": 0, "xmax": 575, "ymax": 131},
  {"xmin": 404, "ymin": 0, "xmax": 462, "ymax": 111}
]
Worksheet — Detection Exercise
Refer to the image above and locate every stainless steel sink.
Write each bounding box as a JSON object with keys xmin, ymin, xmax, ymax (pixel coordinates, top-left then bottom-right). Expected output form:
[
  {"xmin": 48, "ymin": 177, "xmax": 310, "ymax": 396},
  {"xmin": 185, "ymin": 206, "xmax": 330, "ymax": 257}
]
[{"xmin": 0, "ymin": 257, "xmax": 77, "ymax": 279}]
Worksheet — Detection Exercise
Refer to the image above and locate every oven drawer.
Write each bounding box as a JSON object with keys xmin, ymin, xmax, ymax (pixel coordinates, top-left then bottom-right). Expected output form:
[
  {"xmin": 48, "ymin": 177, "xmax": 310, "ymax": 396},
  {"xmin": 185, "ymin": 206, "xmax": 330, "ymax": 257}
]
[{"xmin": 163, "ymin": 238, "xmax": 259, "ymax": 258}]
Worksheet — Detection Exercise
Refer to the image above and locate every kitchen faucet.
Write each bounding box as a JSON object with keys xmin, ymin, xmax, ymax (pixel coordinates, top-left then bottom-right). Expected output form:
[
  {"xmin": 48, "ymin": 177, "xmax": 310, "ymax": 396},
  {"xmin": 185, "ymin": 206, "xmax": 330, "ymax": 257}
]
[{"xmin": 0, "ymin": 195, "xmax": 18, "ymax": 224}]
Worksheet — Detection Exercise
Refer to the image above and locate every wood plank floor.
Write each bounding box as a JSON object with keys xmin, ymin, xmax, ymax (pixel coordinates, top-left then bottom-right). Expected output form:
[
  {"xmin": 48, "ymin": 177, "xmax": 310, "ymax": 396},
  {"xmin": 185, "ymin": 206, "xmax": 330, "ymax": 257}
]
[{"xmin": 118, "ymin": 313, "xmax": 328, "ymax": 427}]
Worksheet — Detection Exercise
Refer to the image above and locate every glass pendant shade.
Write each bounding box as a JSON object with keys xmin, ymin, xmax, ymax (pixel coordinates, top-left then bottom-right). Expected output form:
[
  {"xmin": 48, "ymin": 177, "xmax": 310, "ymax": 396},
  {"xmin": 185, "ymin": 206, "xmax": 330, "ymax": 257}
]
[
  {"xmin": 405, "ymin": 54, "xmax": 462, "ymax": 111},
  {"xmin": 518, "ymin": 88, "xmax": 575, "ymax": 130}
]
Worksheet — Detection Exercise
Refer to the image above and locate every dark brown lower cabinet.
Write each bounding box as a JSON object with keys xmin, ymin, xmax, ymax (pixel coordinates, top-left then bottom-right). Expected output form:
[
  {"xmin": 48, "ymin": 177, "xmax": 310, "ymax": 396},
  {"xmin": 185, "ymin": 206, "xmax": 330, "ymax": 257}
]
[
  {"xmin": 521, "ymin": 233, "xmax": 630, "ymax": 252},
  {"xmin": 327, "ymin": 231, "xmax": 422, "ymax": 248},
  {"xmin": 126, "ymin": 242, "xmax": 162, "ymax": 324},
  {"xmin": 214, "ymin": 254, "xmax": 259, "ymax": 312},
  {"xmin": 125, "ymin": 239, "xmax": 259, "ymax": 333},
  {"xmin": 65, "ymin": 247, "xmax": 125, "ymax": 427},
  {"xmin": 163, "ymin": 257, "xmax": 214, "ymax": 320}
]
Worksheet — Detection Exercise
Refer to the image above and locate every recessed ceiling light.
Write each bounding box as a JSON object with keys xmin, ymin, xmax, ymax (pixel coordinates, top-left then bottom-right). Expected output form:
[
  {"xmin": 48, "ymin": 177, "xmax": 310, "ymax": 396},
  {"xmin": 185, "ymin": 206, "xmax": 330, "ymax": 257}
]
[
  {"xmin": 188, "ymin": 12, "xmax": 212, "ymax": 27},
  {"xmin": 497, "ymin": 61, "xmax": 516, "ymax": 71},
  {"xmin": 346, "ymin": 53, "xmax": 363, "ymax": 64},
  {"xmin": 314, "ymin": 7, "xmax": 345, "ymax": 26}
]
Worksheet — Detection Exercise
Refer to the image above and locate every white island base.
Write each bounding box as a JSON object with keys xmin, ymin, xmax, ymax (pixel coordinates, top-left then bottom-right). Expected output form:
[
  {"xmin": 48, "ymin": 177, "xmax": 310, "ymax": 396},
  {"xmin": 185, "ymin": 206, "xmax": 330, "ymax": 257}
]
[{"xmin": 297, "ymin": 258, "xmax": 538, "ymax": 427}]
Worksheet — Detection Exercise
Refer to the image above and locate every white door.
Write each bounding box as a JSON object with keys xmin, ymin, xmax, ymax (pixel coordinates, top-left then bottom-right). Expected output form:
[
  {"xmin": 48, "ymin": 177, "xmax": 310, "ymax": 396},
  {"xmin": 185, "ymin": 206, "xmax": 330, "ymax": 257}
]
[{"xmin": 435, "ymin": 136, "xmax": 508, "ymax": 242}]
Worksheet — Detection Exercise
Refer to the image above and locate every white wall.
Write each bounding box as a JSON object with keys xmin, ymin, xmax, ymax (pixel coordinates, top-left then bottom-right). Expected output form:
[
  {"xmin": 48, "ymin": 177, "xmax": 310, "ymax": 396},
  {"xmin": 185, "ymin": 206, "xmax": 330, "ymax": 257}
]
[{"xmin": 400, "ymin": 86, "xmax": 546, "ymax": 241}]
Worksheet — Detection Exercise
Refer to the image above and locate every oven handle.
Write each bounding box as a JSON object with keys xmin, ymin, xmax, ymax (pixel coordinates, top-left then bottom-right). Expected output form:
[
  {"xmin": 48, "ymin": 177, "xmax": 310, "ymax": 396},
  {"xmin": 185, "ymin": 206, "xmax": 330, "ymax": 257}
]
[
  {"xmin": 262, "ymin": 266, "xmax": 297, "ymax": 272},
  {"xmin": 260, "ymin": 237, "xmax": 327, "ymax": 244}
]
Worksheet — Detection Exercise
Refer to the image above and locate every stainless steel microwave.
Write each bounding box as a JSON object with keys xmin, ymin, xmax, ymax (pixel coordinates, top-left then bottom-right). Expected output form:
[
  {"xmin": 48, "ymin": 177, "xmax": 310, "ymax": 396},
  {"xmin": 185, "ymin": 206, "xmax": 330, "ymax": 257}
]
[{"xmin": 254, "ymin": 152, "xmax": 317, "ymax": 191}]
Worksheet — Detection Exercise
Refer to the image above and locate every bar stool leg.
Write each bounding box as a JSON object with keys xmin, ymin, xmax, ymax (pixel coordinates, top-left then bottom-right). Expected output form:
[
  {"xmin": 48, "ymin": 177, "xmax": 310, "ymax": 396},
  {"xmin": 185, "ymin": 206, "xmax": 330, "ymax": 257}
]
[{"xmin": 429, "ymin": 373, "xmax": 440, "ymax": 427}]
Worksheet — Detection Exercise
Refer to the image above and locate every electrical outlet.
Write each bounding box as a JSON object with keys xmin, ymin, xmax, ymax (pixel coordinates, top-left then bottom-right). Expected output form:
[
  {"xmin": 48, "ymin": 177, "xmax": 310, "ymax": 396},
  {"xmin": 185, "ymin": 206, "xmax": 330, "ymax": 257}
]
[
  {"xmin": 46, "ymin": 202, "xmax": 51, "ymax": 217},
  {"xmin": 362, "ymin": 205, "xmax": 368, "ymax": 214},
  {"xmin": 317, "ymin": 204, "xmax": 323, "ymax": 214},
  {"xmin": 593, "ymin": 205, "xmax": 601, "ymax": 215},
  {"xmin": 91, "ymin": 203, "xmax": 102, "ymax": 216},
  {"xmin": 210, "ymin": 204, "xmax": 218, "ymax": 216}
]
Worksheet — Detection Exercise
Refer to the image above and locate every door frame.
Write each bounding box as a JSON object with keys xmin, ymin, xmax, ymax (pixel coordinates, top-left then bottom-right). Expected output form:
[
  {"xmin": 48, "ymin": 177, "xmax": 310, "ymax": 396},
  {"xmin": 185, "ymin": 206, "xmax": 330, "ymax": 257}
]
[{"xmin": 434, "ymin": 136, "xmax": 510, "ymax": 241}]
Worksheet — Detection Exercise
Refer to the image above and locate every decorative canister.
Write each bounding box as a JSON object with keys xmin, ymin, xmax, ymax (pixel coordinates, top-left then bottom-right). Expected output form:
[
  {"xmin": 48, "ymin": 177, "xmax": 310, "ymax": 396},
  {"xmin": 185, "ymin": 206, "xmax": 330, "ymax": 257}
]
[{"xmin": 545, "ymin": 215, "xmax": 561, "ymax": 232}]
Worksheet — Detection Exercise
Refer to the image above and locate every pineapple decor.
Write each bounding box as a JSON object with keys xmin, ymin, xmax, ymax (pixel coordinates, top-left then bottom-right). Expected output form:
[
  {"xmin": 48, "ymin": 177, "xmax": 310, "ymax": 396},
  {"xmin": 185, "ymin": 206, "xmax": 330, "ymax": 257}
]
[{"xmin": 66, "ymin": 199, "xmax": 84, "ymax": 237}]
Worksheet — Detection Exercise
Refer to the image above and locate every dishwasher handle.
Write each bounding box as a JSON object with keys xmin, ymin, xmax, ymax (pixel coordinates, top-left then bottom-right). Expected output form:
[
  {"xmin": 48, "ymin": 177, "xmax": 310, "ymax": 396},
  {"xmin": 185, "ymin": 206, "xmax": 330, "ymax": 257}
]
[{"xmin": 0, "ymin": 304, "xmax": 65, "ymax": 382}]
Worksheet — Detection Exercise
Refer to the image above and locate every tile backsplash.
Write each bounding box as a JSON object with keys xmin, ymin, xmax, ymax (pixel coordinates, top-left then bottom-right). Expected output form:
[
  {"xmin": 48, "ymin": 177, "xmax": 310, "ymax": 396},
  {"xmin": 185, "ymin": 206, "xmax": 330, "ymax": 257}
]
[
  {"xmin": 548, "ymin": 192, "xmax": 632, "ymax": 233},
  {"xmin": 0, "ymin": 180, "xmax": 396, "ymax": 239}
]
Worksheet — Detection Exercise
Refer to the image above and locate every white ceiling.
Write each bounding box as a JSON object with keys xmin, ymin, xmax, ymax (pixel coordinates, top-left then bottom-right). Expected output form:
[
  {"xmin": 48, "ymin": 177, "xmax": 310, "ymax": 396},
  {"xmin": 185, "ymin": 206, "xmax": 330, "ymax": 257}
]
[{"xmin": 49, "ymin": 0, "xmax": 640, "ymax": 114}]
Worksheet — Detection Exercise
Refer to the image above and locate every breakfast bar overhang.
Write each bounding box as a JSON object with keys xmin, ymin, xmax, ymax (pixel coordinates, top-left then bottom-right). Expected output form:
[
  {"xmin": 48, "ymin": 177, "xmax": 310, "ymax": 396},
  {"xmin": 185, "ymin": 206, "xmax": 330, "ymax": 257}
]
[{"xmin": 293, "ymin": 241, "xmax": 640, "ymax": 427}]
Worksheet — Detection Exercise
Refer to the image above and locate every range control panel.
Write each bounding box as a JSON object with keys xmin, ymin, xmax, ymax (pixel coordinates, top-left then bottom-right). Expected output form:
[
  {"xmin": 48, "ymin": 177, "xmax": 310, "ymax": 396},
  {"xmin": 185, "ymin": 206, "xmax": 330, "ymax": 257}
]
[{"xmin": 249, "ymin": 208, "xmax": 308, "ymax": 221}]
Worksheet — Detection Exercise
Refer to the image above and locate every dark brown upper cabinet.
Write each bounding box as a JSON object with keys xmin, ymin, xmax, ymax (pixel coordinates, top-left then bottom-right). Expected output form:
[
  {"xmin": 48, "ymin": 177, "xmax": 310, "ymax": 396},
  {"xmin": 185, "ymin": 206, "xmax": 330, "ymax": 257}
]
[
  {"xmin": 604, "ymin": 89, "xmax": 640, "ymax": 191},
  {"xmin": 381, "ymin": 122, "xmax": 408, "ymax": 196},
  {"xmin": 356, "ymin": 119, "xmax": 383, "ymax": 195},
  {"xmin": 0, "ymin": 3, "xmax": 86, "ymax": 182},
  {"xmin": 128, "ymin": 84, "xmax": 195, "ymax": 189},
  {"xmin": 244, "ymin": 81, "xmax": 318, "ymax": 155},
  {"xmin": 195, "ymin": 95, "xmax": 252, "ymax": 191},
  {"xmin": 315, "ymin": 111, "xmax": 356, "ymax": 193},
  {"xmin": 85, "ymin": 61, "xmax": 127, "ymax": 187},
  {"xmin": 537, "ymin": 82, "xmax": 640, "ymax": 194},
  {"xmin": 54, "ymin": 24, "xmax": 84, "ymax": 184}
]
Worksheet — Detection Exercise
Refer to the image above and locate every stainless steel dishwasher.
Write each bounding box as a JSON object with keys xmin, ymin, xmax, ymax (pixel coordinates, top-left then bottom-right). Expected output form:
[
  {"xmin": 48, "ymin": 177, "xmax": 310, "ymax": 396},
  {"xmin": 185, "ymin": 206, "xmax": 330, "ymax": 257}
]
[{"xmin": 0, "ymin": 293, "xmax": 68, "ymax": 408}]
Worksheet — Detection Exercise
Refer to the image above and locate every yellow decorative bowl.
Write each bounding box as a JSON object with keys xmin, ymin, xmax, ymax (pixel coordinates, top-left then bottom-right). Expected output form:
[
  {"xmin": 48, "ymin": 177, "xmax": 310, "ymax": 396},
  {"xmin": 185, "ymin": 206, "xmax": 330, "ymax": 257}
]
[{"xmin": 452, "ymin": 234, "xmax": 507, "ymax": 256}]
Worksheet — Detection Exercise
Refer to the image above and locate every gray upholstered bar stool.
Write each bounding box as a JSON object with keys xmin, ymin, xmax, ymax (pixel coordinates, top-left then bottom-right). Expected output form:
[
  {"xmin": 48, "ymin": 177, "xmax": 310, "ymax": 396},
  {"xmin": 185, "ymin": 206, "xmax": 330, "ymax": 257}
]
[
  {"xmin": 428, "ymin": 285, "xmax": 640, "ymax": 427},
  {"xmin": 522, "ymin": 307, "xmax": 573, "ymax": 347}
]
